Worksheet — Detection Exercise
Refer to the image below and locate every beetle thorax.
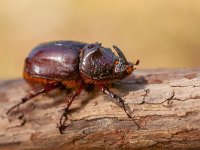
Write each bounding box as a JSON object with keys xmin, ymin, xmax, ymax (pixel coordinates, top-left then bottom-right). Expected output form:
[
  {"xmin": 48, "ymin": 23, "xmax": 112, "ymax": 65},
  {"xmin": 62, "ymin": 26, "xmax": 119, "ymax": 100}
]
[{"xmin": 79, "ymin": 43, "xmax": 134, "ymax": 83}]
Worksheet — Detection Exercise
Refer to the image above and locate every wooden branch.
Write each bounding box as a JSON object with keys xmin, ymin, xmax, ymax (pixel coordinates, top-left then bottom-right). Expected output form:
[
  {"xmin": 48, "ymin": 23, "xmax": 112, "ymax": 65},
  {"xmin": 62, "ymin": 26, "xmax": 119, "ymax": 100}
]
[{"xmin": 0, "ymin": 68, "xmax": 200, "ymax": 150}]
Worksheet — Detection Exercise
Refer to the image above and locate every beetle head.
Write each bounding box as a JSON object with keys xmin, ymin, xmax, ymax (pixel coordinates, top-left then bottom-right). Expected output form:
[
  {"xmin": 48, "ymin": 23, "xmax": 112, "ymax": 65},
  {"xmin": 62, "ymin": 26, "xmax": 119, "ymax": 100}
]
[{"xmin": 113, "ymin": 45, "xmax": 139, "ymax": 79}]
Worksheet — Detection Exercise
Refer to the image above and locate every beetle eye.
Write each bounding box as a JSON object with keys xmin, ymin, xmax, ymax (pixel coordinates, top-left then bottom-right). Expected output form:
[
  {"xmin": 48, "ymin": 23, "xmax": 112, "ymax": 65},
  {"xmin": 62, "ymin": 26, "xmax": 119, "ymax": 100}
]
[
  {"xmin": 126, "ymin": 66, "xmax": 133, "ymax": 74},
  {"xmin": 114, "ymin": 60, "xmax": 119, "ymax": 65}
]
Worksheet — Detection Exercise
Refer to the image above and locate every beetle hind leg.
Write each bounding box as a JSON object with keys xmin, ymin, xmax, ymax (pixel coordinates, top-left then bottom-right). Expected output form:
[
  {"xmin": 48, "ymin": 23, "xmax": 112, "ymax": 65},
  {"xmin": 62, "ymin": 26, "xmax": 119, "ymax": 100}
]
[
  {"xmin": 7, "ymin": 83, "xmax": 59, "ymax": 115},
  {"xmin": 98, "ymin": 85, "xmax": 132, "ymax": 118}
]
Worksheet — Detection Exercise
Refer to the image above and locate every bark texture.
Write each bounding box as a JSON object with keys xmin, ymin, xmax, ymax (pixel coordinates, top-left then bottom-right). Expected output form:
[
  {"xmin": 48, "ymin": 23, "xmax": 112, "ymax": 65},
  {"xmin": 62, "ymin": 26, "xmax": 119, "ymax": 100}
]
[{"xmin": 0, "ymin": 68, "xmax": 200, "ymax": 150}]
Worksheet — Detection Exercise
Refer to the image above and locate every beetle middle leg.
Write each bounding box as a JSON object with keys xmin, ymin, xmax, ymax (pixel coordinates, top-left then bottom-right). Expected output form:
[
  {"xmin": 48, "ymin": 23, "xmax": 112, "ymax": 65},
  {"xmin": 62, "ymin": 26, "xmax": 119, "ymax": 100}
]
[
  {"xmin": 59, "ymin": 85, "xmax": 83, "ymax": 134},
  {"xmin": 7, "ymin": 83, "xmax": 59, "ymax": 115},
  {"xmin": 98, "ymin": 85, "xmax": 132, "ymax": 118}
]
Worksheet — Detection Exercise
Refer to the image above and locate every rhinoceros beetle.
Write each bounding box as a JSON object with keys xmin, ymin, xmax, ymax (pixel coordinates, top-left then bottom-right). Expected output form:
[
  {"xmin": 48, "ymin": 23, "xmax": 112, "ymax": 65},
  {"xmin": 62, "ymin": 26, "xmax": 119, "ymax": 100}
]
[{"xmin": 7, "ymin": 41, "xmax": 139, "ymax": 133}]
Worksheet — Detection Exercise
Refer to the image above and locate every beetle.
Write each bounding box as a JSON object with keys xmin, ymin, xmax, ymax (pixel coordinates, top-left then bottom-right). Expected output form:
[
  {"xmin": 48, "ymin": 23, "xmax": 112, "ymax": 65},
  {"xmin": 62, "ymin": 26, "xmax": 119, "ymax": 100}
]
[{"xmin": 7, "ymin": 41, "xmax": 139, "ymax": 133}]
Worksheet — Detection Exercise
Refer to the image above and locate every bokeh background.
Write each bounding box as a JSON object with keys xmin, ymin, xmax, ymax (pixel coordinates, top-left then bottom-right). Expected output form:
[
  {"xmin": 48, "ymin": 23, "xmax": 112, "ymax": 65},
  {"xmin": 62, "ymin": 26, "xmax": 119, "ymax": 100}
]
[{"xmin": 0, "ymin": 0, "xmax": 200, "ymax": 79}]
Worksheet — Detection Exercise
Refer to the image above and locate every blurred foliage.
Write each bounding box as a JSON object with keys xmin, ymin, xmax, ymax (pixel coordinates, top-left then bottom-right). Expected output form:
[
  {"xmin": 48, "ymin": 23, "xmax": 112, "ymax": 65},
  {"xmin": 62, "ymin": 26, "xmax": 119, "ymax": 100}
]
[{"xmin": 0, "ymin": 0, "xmax": 200, "ymax": 79}]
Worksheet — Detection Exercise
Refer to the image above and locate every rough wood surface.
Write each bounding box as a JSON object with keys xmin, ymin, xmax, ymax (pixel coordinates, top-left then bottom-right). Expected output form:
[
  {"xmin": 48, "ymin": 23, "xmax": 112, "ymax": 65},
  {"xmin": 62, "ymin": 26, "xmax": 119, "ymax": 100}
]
[{"xmin": 0, "ymin": 68, "xmax": 200, "ymax": 150}]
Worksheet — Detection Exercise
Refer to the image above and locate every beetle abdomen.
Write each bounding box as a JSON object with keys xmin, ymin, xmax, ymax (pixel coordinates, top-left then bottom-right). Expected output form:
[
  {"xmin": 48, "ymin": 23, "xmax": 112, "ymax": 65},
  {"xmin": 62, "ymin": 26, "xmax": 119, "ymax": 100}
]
[{"xmin": 24, "ymin": 41, "xmax": 86, "ymax": 81}]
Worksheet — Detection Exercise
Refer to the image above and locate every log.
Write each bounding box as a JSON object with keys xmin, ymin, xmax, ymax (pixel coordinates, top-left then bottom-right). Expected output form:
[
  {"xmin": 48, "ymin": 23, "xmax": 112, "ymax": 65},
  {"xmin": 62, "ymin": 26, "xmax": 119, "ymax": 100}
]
[{"xmin": 0, "ymin": 68, "xmax": 200, "ymax": 150}]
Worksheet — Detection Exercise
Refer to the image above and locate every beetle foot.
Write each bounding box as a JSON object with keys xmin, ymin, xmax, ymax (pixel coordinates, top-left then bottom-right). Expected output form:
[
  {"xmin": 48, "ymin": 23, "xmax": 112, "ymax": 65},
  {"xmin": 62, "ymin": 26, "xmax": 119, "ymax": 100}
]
[
  {"xmin": 58, "ymin": 108, "xmax": 69, "ymax": 134},
  {"xmin": 57, "ymin": 119, "xmax": 71, "ymax": 134},
  {"xmin": 58, "ymin": 125, "xmax": 68, "ymax": 134}
]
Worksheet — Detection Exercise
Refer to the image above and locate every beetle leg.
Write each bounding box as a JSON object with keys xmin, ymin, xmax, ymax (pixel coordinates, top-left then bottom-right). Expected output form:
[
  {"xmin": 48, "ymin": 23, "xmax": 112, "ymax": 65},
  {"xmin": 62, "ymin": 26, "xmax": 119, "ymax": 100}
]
[
  {"xmin": 59, "ymin": 86, "xmax": 83, "ymax": 134},
  {"xmin": 7, "ymin": 83, "xmax": 59, "ymax": 115},
  {"xmin": 99, "ymin": 85, "xmax": 132, "ymax": 118}
]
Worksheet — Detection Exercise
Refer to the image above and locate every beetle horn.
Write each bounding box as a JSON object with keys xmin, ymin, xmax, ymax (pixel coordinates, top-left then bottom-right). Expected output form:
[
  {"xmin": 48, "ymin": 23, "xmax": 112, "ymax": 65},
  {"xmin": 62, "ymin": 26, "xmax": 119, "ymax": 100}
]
[{"xmin": 113, "ymin": 45, "xmax": 128, "ymax": 64}]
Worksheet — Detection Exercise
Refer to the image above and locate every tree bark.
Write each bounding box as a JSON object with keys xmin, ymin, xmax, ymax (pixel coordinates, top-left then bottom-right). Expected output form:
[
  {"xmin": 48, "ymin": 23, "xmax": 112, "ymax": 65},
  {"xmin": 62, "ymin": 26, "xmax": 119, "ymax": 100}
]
[{"xmin": 0, "ymin": 68, "xmax": 200, "ymax": 150}]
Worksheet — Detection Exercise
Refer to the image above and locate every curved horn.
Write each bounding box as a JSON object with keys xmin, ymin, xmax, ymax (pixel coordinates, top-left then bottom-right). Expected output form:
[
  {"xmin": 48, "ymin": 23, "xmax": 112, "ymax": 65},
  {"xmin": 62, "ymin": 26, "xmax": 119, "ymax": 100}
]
[{"xmin": 113, "ymin": 45, "xmax": 128, "ymax": 63}]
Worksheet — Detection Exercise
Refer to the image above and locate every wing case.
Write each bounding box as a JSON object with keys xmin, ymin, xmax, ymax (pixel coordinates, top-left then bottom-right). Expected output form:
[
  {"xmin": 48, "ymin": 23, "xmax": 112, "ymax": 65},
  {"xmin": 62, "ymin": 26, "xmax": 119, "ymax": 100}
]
[{"xmin": 24, "ymin": 41, "xmax": 86, "ymax": 80}]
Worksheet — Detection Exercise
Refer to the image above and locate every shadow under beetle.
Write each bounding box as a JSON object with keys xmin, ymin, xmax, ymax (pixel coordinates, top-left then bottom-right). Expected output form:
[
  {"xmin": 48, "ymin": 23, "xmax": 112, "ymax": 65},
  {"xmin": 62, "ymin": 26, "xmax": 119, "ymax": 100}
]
[{"xmin": 7, "ymin": 41, "xmax": 139, "ymax": 134}]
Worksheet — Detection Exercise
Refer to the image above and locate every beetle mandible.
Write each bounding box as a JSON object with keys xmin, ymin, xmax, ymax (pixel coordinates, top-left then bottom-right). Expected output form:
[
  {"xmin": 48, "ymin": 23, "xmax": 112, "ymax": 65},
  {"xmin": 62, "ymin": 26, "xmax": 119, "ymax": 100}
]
[{"xmin": 7, "ymin": 41, "xmax": 139, "ymax": 133}]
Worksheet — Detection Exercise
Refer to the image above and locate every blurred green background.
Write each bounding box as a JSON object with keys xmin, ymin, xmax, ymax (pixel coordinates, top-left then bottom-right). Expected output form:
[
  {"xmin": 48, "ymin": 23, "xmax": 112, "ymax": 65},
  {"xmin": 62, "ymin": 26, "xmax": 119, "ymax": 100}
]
[{"xmin": 0, "ymin": 0, "xmax": 200, "ymax": 79}]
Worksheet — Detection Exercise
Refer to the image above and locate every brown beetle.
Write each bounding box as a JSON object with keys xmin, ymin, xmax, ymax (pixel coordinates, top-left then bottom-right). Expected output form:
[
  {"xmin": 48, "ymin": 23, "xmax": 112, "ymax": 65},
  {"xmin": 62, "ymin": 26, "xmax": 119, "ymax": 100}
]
[{"xmin": 7, "ymin": 41, "xmax": 139, "ymax": 133}]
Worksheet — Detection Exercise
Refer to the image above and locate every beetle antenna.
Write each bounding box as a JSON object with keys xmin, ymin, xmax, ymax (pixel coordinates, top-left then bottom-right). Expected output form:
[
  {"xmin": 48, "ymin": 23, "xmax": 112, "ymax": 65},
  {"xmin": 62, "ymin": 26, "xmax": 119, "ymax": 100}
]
[
  {"xmin": 134, "ymin": 59, "xmax": 140, "ymax": 65},
  {"xmin": 113, "ymin": 45, "xmax": 128, "ymax": 63}
]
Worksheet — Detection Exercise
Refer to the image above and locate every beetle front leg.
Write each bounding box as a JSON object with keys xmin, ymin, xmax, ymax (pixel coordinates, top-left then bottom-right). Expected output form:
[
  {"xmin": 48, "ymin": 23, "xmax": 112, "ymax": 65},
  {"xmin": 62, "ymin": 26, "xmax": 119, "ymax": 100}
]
[
  {"xmin": 99, "ymin": 85, "xmax": 132, "ymax": 118},
  {"xmin": 59, "ymin": 86, "xmax": 82, "ymax": 134}
]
